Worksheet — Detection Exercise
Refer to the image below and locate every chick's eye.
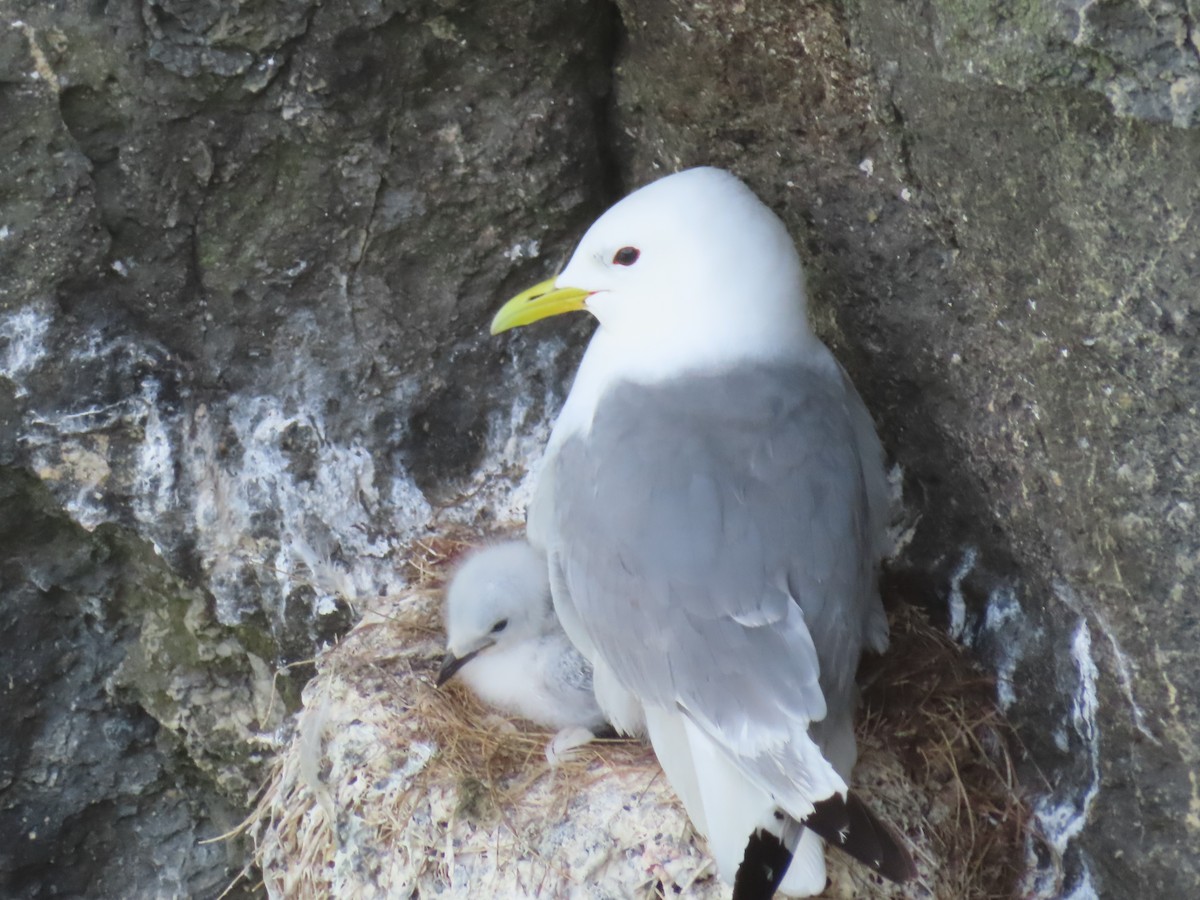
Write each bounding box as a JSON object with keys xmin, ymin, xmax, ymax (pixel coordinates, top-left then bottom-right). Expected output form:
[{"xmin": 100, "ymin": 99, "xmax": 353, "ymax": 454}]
[
  {"xmin": 491, "ymin": 618, "xmax": 509, "ymax": 634},
  {"xmin": 612, "ymin": 246, "xmax": 640, "ymax": 266}
]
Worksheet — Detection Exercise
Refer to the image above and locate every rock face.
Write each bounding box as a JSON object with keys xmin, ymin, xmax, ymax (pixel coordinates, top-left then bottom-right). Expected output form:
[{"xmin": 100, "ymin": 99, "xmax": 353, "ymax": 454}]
[
  {"xmin": 0, "ymin": 469, "xmax": 265, "ymax": 898},
  {"xmin": 2, "ymin": 1, "xmax": 613, "ymax": 895},
  {"xmin": 850, "ymin": 6, "xmax": 1200, "ymax": 895},
  {"xmin": 1, "ymin": 0, "xmax": 1197, "ymax": 897}
]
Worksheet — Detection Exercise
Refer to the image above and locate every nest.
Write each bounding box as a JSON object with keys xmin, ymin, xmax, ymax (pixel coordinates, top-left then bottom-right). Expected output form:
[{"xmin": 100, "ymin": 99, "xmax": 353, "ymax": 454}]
[{"xmin": 228, "ymin": 529, "xmax": 1029, "ymax": 899}]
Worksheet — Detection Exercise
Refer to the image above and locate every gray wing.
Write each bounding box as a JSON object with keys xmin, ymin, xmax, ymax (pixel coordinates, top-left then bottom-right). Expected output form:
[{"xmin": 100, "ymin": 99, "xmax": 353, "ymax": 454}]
[
  {"xmin": 547, "ymin": 359, "xmax": 883, "ymax": 759},
  {"xmin": 840, "ymin": 362, "xmax": 891, "ymax": 654},
  {"xmin": 544, "ymin": 637, "xmax": 607, "ymax": 730},
  {"xmin": 549, "ymin": 638, "xmax": 595, "ymax": 694}
]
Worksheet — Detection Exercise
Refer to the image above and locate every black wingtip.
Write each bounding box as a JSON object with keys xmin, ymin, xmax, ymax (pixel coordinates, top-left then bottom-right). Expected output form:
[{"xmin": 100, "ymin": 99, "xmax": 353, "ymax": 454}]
[
  {"xmin": 732, "ymin": 828, "xmax": 793, "ymax": 900},
  {"xmin": 804, "ymin": 792, "xmax": 918, "ymax": 883}
]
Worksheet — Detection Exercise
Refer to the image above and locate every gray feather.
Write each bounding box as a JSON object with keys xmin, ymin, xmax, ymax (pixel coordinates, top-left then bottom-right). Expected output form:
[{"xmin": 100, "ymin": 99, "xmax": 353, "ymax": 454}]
[{"xmin": 544, "ymin": 358, "xmax": 885, "ymax": 768}]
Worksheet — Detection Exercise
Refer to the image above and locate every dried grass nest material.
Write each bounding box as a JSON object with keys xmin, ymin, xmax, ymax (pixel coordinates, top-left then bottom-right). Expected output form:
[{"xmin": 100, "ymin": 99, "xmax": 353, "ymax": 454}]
[{"xmin": 235, "ymin": 531, "xmax": 1029, "ymax": 899}]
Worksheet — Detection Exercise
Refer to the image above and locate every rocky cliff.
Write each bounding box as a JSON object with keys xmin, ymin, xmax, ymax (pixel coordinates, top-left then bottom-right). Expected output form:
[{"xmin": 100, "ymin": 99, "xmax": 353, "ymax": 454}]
[{"xmin": 2, "ymin": 1, "xmax": 1196, "ymax": 896}]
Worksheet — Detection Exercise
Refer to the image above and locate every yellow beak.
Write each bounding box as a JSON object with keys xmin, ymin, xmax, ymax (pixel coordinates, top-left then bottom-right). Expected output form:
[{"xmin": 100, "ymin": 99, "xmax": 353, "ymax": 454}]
[{"xmin": 490, "ymin": 276, "xmax": 590, "ymax": 335}]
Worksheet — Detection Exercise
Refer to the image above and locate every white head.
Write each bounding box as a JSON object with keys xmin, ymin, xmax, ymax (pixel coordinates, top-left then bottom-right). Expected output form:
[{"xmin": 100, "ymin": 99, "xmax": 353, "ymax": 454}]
[
  {"xmin": 492, "ymin": 167, "xmax": 815, "ymax": 376},
  {"xmin": 437, "ymin": 540, "xmax": 554, "ymax": 686}
]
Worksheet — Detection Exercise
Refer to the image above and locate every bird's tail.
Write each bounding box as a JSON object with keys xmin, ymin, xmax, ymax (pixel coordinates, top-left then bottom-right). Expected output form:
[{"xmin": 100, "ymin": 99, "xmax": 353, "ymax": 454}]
[{"xmin": 803, "ymin": 791, "xmax": 918, "ymax": 883}]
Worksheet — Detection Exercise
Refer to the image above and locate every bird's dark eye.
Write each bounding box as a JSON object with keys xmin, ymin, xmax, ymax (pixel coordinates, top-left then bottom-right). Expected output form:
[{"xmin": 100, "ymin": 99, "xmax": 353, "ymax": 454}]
[
  {"xmin": 613, "ymin": 246, "xmax": 640, "ymax": 266},
  {"xmin": 491, "ymin": 618, "xmax": 509, "ymax": 633}
]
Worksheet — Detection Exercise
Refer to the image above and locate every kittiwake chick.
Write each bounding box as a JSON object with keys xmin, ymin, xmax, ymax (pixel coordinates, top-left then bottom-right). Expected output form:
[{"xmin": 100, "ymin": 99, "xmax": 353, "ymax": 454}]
[{"xmin": 437, "ymin": 539, "xmax": 611, "ymax": 763}]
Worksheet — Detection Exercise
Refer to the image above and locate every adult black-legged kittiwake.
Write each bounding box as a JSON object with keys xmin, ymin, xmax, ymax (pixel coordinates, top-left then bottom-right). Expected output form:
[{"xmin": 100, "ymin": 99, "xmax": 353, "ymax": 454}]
[
  {"xmin": 490, "ymin": 168, "xmax": 916, "ymax": 897},
  {"xmin": 436, "ymin": 540, "xmax": 612, "ymax": 763}
]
